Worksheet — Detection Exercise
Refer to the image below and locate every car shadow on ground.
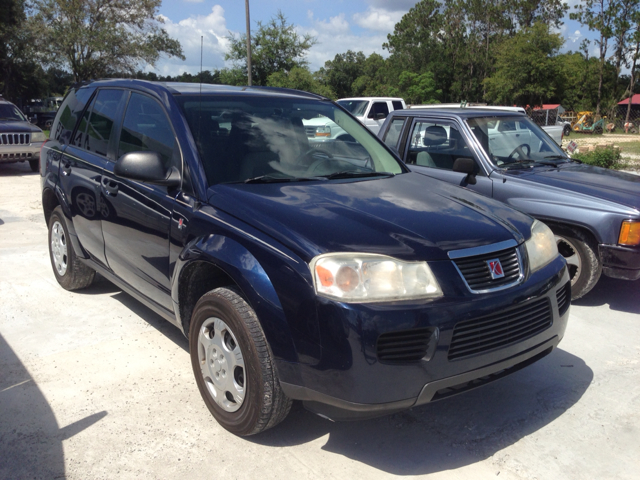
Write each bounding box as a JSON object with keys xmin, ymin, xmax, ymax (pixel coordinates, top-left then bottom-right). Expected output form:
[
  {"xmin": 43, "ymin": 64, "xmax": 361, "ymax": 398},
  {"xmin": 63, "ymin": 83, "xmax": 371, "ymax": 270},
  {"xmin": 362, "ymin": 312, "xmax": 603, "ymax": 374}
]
[
  {"xmin": 0, "ymin": 333, "xmax": 107, "ymax": 478},
  {"xmin": 573, "ymin": 275, "xmax": 640, "ymax": 314},
  {"xmin": 83, "ymin": 275, "xmax": 189, "ymax": 352},
  {"xmin": 248, "ymin": 347, "xmax": 592, "ymax": 475},
  {"xmin": 0, "ymin": 162, "xmax": 38, "ymax": 177}
]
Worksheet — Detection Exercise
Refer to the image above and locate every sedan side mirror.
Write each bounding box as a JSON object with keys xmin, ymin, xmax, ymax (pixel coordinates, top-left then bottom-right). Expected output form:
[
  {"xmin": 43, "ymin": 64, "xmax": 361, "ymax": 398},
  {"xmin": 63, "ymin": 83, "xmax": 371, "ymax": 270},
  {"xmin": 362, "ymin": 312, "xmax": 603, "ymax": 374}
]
[
  {"xmin": 453, "ymin": 157, "xmax": 477, "ymax": 185},
  {"xmin": 115, "ymin": 151, "xmax": 181, "ymax": 188}
]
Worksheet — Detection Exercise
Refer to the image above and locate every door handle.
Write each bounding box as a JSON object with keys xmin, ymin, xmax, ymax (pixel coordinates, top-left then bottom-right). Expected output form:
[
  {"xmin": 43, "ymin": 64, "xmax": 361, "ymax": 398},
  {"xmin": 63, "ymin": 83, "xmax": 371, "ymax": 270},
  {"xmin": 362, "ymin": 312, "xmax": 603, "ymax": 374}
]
[
  {"xmin": 101, "ymin": 177, "xmax": 119, "ymax": 195},
  {"xmin": 62, "ymin": 162, "xmax": 71, "ymax": 176}
]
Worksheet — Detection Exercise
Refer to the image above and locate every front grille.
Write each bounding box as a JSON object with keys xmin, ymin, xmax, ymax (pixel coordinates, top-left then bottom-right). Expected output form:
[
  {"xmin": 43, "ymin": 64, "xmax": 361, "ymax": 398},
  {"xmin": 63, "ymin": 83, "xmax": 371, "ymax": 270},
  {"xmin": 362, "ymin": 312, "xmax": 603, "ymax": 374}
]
[
  {"xmin": 557, "ymin": 282, "xmax": 571, "ymax": 316},
  {"xmin": 453, "ymin": 247, "xmax": 522, "ymax": 292},
  {"xmin": 304, "ymin": 126, "xmax": 317, "ymax": 137},
  {"xmin": 448, "ymin": 297, "xmax": 552, "ymax": 360},
  {"xmin": 0, "ymin": 133, "xmax": 31, "ymax": 145},
  {"xmin": 377, "ymin": 328, "xmax": 432, "ymax": 363}
]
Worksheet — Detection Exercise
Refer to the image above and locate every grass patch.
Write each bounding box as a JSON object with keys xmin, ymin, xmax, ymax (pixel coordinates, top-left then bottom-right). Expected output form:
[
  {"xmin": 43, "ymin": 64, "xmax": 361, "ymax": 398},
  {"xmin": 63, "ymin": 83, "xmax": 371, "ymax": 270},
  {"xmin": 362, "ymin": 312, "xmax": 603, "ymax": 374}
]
[
  {"xmin": 572, "ymin": 146, "xmax": 626, "ymax": 169},
  {"xmin": 43, "ymin": 130, "xmax": 50, "ymax": 138}
]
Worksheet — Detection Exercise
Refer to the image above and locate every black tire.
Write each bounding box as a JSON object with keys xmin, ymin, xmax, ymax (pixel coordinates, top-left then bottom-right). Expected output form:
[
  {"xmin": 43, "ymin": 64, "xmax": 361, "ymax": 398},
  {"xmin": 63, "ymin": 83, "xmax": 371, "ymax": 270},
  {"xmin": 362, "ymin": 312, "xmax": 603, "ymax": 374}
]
[
  {"xmin": 563, "ymin": 125, "xmax": 571, "ymax": 137},
  {"xmin": 189, "ymin": 287, "xmax": 291, "ymax": 436},
  {"xmin": 551, "ymin": 226, "xmax": 601, "ymax": 300},
  {"xmin": 29, "ymin": 158, "xmax": 39, "ymax": 172},
  {"xmin": 48, "ymin": 206, "xmax": 95, "ymax": 290}
]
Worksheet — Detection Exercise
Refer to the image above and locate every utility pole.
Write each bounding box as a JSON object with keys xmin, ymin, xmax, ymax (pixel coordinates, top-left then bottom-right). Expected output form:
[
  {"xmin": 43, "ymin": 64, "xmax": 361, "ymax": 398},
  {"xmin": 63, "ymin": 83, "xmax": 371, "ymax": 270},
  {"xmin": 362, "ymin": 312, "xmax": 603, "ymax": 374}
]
[{"xmin": 245, "ymin": 0, "xmax": 252, "ymax": 86}]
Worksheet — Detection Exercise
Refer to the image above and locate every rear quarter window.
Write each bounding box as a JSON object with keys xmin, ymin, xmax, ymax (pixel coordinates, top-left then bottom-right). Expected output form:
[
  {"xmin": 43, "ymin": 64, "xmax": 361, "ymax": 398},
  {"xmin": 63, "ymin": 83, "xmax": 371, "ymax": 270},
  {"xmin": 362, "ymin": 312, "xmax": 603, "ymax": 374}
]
[{"xmin": 51, "ymin": 87, "xmax": 96, "ymax": 144}]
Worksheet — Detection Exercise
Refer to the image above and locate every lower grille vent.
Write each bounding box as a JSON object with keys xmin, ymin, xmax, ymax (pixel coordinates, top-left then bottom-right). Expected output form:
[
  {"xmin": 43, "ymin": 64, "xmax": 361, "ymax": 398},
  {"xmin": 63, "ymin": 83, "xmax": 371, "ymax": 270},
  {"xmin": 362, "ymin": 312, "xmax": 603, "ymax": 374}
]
[
  {"xmin": 557, "ymin": 282, "xmax": 571, "ymax": 316},
  {"xmin": 449, "ymin": 298, "xmax": 552, "ymax": 360},
  {"xmin": 377, "ymin": 328, "xmax": 433, "ymax": 363}
]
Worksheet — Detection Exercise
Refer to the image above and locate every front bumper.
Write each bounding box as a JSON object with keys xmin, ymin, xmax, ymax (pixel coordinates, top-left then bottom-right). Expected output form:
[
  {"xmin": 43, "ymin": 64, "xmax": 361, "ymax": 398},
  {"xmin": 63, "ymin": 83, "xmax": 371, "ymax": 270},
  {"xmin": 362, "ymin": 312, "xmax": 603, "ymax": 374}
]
[
  {"xmin": 600, "ymin": 244, "xmax": 640, "ymax": 280},
  {"xmin": 280, "ymin": 256, "xmax": 570, "ymax": 421},
  {"xmin": 0, "ymin": 143, "xmax": 43, "ymax": 163}
]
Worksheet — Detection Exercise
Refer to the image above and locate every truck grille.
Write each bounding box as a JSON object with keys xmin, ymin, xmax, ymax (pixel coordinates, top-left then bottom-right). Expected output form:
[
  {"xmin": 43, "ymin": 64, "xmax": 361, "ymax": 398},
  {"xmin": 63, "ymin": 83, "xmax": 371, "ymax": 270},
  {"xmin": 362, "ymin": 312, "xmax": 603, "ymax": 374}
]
[
  {"xmin": 556, "ymin": 282, "xmax": 570, "ymax": 316},
  {"xmin": 304, "ymin": 126, "xmax": 317, "ymax": 137},
  {"xmin": 0, "ymin": 133, "xmax": 31, "ymax": 145},
  {"xmin": 448, "ymin": 297, "xmax": 552, "ymax": 360},
  {"xmin": 377, "ymin": 327, "xmax": 433, "ymax": 363},
  {"xmin": 453, "ymin": 247, "xmax": 522, "ymax": 292}
]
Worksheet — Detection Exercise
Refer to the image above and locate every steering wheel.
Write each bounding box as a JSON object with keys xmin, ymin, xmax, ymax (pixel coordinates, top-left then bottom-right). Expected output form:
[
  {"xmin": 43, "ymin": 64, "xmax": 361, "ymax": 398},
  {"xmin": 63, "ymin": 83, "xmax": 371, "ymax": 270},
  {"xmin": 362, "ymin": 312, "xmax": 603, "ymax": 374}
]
[
  {"xmin": 508, "ymin": 143, "xmax": 531, "ymax": 159},
  {"xmin": 294, "ymin": 148, "xmax": 334, "ymax": 167}
]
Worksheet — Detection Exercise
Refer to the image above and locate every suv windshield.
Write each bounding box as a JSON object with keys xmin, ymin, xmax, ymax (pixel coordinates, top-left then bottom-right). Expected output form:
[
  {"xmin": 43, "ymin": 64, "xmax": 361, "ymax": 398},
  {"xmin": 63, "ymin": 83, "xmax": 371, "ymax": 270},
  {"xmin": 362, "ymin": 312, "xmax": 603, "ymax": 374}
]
[
  {"xmin": 336, "ymin": 100, "xmax": 369, "ymax": 117},
  {"xmin": 176, "ymin": 96, "xmax": 403, "ymax": 185},
  {"xmin": 467, "ymin": 116, "xmax": 568, "ymax": 168},
  {"xmin": 0, "ymin": 104, "xmax": 27, "ymax": 121}
]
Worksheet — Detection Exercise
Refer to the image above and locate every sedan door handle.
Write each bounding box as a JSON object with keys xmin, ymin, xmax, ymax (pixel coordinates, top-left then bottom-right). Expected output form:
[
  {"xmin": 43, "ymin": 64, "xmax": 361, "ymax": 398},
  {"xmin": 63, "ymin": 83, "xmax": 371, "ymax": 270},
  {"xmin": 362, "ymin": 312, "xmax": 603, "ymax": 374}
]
[{"xmin": 102, "ymin": 177, "xmax": 119, "ymax": 196}]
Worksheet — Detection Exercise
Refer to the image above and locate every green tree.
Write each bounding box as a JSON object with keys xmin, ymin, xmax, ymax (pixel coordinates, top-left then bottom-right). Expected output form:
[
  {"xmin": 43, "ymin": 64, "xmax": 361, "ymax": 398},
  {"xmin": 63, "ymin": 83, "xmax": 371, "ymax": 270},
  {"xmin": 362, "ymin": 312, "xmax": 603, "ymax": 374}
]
[
  {"xmin": 321, "ymin": 50, "xmax": 366, "ymax": 99},
  {"xmin": 571, "ymin": 0, "xmax": 619, "ymax": 116},
  {"xmin": 226, "ymin": 11, "xmax": 316, "ymax": 86},
  {"xmin": 266, "ymin": 67, "xmax": 335, "ymax": 98},
  {"xmin": 392, "ymin": 71, "xmax": 441, "ymax": 104},
  {"xmin": 484, "ymin": 22, "xmax": 563, "ymax": 106},
  {"xmin": 30, "ymin": 0, "xmax": 184, "ymax": 82}
]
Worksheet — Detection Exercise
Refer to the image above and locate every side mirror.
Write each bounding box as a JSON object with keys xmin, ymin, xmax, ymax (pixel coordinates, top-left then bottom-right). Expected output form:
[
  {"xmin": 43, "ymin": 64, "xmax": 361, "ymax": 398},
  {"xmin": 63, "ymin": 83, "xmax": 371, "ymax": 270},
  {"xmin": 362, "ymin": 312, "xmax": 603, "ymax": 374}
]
[
  {"xmin": 453, "ymin": 157, "xmax": 477, "ymax": 185},
  {"xmin": 114, "ymin": 151, "xmax": 181, "ymax": 187},
  {"xmin": 375, "ymin": 112, "xmax": 387, "ymax": 120}
]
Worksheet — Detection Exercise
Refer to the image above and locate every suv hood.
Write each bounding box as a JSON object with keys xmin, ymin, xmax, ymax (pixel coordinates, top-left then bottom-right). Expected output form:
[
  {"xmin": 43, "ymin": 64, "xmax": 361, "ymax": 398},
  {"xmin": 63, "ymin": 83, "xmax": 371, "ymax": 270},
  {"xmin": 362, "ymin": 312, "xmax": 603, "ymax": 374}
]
[
  {"xmin": 0, "ymin": 121, "xmax": 41, "ymax": 133},
  {"xmin": 507, "ymin": 163, "xmax": 640, "ymax": 210},
  {"xmin": 209, "ymin": 172, "xmax": 533, "ymax": 262}
]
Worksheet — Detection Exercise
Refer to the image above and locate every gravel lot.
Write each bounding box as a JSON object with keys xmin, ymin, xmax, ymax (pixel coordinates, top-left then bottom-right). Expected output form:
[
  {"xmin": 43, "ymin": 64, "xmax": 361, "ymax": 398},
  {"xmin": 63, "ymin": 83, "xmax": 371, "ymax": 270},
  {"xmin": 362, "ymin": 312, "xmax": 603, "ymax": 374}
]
[{"xmin": 1, "ymin": 162, "xmax": 639, "ymax": 480}]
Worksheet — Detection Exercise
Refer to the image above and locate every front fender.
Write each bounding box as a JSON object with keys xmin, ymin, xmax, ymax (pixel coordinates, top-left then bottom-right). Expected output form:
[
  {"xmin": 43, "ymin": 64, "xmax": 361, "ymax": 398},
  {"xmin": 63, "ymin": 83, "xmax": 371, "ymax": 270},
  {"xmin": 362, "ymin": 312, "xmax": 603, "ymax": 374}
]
[{"xmin": 172, "ymin": 234, "xmax": 302, "ymax": 380}]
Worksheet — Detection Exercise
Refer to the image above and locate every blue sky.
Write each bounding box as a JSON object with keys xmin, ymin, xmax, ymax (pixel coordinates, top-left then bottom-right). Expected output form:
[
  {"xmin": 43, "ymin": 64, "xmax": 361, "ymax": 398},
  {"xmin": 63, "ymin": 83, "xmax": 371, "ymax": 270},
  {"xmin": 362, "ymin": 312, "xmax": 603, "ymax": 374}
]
[{"xmin": 152, "ymin": 0, "xmax": 593, "ymax": 76}]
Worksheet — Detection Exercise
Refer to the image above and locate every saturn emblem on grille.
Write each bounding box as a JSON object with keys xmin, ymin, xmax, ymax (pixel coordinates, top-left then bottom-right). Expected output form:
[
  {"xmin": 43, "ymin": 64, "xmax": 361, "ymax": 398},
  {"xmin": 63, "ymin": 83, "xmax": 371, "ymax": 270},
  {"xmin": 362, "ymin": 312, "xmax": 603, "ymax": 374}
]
[{"xmin": 487, "ymin": 259, "xmax": 505, "ymax": 279}]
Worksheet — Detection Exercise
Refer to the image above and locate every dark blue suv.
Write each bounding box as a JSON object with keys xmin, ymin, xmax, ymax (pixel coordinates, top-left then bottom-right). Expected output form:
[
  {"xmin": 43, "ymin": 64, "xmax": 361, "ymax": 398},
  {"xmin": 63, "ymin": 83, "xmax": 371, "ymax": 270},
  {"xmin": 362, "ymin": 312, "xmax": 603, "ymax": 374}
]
[{"xmin": 41, "ymin": 80, "xmax": 570, "ymax": 435}]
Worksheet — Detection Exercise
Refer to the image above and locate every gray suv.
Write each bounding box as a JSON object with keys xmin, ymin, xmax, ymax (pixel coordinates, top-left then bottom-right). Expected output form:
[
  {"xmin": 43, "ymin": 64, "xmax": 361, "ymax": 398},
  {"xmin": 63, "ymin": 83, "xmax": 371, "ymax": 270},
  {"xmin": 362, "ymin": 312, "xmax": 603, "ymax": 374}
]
[{"xmin": 0, "ymin": 95, "xmax": 47, "ymax": 172}]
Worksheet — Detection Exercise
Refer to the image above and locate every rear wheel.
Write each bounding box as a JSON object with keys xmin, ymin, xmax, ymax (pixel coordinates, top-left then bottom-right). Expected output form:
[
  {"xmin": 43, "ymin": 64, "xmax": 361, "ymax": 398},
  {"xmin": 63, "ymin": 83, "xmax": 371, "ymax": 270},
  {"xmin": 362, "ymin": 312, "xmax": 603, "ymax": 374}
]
[
  {"xmin": 552, "ymin": 227, "xmax": 601, "ymax": 300},
  {"xmin": 48, "ymin": 206, "xmax": 95, "ymax": 290},
  {"xmin": 189, "ymin": 287, "xmax": 291, "ymax": 436},
  {"xmin": 563, "ymin": 125, "xmax": 571, "ymax": 137}
]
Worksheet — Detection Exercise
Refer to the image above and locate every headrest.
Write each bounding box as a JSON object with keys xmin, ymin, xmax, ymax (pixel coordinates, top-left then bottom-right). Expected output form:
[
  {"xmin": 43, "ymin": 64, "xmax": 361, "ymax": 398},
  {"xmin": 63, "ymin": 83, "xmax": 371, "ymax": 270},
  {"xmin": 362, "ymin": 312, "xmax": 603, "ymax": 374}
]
[{"xmin": 422, "ymin": 125, "xmax": 447, "ymax": 146}]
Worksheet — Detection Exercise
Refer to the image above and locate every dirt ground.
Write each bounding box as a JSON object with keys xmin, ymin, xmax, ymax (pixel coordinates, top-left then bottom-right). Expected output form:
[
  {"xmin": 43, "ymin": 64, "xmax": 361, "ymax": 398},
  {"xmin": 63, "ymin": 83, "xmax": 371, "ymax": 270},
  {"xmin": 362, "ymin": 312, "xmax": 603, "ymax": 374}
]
[{"xmin": 1, "ymin": 162, "xmax": 639, "ymax": 479}]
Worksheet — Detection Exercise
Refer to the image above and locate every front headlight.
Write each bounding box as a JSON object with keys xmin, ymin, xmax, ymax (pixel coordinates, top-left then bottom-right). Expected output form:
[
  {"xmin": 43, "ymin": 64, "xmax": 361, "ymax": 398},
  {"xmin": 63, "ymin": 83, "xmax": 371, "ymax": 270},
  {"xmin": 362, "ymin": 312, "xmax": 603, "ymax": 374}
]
[
  {"xmin": 31, "ymin": 131, "xmax": 46, "ymax": 142},
  {"xmin": 315, "ymin": 125, "xmax": 331, "ymax": 137},
  {"xmin": 525, "ymin": 220, "xmax": 559, "ymax": 272},
  {"xmin": 310, "ymin": 253, "xmax": 443, "ymax": 303}
]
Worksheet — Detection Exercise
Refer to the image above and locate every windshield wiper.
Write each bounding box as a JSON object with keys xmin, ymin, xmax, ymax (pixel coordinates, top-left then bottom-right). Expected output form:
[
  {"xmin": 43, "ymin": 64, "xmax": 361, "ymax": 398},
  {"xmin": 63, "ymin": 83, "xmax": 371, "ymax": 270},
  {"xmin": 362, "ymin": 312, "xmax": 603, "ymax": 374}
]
[
  {"xmin": 323, "ymin": 171, "xmax": 395, "ymax": 180},
  {"xmin": 503, "ymin": 160, "xmax": 559, "ymax": 168},
  {"xmin": 243, "ymin": 175, "xmax": 326, "ymax": 184}
]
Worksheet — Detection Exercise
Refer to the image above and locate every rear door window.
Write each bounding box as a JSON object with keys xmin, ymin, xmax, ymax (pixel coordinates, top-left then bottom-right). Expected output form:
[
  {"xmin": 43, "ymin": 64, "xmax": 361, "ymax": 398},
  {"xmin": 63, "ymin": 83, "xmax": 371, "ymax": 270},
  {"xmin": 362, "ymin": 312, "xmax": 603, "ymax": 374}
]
[
  {"xmin": 392, "ymin": 101, "xmax": 404, "ymax": 111},
  {"xmin": 73, "ymin": 89, "xmax": 125, "ymax": 156},
  {"xmin": 368, "ymin": 102, "xmax": 390, "ymax": 119},
  {"xmin": 383, "ymin": 118, "xmax": 406, "ymax": 150}
]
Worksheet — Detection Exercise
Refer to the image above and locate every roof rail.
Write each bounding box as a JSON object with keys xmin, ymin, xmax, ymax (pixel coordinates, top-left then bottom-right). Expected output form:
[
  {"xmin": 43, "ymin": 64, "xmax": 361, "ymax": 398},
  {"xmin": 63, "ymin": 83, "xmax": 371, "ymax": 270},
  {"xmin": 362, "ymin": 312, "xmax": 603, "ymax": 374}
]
[{"xmin": 246, "ymin": 86, "xmax": 328, "ymax": 101}]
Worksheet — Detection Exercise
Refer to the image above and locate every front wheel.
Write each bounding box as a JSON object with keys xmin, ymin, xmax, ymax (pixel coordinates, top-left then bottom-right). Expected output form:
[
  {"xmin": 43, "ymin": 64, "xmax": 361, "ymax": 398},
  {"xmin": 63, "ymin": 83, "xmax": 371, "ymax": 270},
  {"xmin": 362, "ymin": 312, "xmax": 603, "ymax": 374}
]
[
  {"xmin": 552, "ymin": 227, "xmax": 601, "ymax": 300},
  {"xmin": 189, "ymin": 287, "xmax": 291, "ymax": 436},
  {"xmin": 48, "ymin": 206, "xmax": 95, "ymax": 290}
]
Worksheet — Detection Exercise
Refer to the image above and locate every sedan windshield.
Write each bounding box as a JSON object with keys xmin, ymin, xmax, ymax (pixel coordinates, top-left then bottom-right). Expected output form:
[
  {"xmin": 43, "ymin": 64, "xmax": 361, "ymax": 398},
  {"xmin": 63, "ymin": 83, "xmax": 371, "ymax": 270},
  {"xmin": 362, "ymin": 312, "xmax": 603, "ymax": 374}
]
[
  {"xmin": 0, "ymin": 104, "xmax": 27, "ymax": 121},
  {"xmin": 466, "ymin": 116, "xmax": 569, "ymax": 168},
  {"xmin": 336, "ymin": 100, "xmax": 369, "ymax": 117},
  {"xmin": 176, "ymin": 96, "xmax": 404, "ymax": 185}
]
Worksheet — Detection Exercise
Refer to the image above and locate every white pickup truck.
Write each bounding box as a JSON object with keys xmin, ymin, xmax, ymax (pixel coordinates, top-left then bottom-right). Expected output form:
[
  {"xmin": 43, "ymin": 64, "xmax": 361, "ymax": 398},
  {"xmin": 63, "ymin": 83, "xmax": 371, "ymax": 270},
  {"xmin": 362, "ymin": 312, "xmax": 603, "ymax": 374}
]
[
  {"xmin": 409, "ymin": 104, "xmax": 564, "ymax": 146},
  {"xmin": 336, "ymin": 97, "xmax": 407, "ymax": 134}
]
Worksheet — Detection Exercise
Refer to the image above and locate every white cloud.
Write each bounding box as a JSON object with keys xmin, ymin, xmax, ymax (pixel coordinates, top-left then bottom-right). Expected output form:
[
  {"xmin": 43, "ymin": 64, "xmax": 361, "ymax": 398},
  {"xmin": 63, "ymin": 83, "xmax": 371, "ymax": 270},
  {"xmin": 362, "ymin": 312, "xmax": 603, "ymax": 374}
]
[
  {"xmin": 353, "ymin": 7, "xmax": 404, "ymax": 32},
  {"xmin": 302, "ymin": 11, "xmax": 390, "ymax": 70},
  {"xmin": 151, "ymin": 6, "xmax": 233, "ymax": 75},
  {"xmin": 569, "ymin": 30, "xmax": 582, "ymax": 43},
  {"xmin": 183, "ymin": 0, "xmax": 204, "ymax": 3}
]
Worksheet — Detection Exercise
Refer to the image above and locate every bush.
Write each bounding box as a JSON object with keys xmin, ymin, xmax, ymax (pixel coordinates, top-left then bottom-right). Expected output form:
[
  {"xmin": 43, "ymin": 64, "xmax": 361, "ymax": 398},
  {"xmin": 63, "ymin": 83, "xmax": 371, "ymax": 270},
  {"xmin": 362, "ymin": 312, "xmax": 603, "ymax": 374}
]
[{"xmin": 572, "ymin": 146, "xmax": 625, "ymax": 169}]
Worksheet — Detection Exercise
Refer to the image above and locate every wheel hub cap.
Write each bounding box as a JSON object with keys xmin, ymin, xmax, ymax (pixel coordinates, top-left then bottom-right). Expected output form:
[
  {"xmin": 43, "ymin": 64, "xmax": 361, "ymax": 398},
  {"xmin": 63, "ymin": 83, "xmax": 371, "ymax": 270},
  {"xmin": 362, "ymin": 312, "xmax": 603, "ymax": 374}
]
[
  {"xmin": 555, "ymin": 235, "xmax": 582, "ymax": 286},
  {"xmin": 51, "ymin": 221, "xmax": 68, "ymax": 276},
  {"xmin": 198, "ymin": 317, "xmax": 245, "ymax": 412}
]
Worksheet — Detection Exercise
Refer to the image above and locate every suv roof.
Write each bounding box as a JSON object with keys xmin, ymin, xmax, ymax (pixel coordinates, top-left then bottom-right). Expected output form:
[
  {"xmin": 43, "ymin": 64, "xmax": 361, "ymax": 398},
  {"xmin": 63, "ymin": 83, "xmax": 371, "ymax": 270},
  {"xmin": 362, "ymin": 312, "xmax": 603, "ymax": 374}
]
[
  {"xmin": 389, "ymin": 107, "xmax": 526, "ymax": 119},
  {"xmin": 77, "ymin": 79, "xmax": 328, "ymax": 100}
]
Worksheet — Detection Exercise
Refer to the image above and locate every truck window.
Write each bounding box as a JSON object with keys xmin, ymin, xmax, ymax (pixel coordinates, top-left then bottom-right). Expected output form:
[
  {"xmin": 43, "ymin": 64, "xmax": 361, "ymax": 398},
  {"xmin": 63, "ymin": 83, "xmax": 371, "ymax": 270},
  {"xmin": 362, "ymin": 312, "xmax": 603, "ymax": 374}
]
[
  {"xmin": 51, "ymin": 87, "xmax": 95, "ymax": 144},
  {"xmin": 368, "ymin": 102, "xmax": 389, "ymax": 119},
  {"xmin": 383, "ymin": 118, "xmax": 406, "ymax": 149},
  {"xmin": 407, "ymin": 120, "xmax": 477, "ymax": 172},
  {"xmin": 392, "ymin": 101, "xmax": 404, "ymax": 111}
]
